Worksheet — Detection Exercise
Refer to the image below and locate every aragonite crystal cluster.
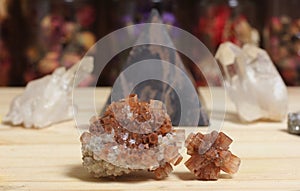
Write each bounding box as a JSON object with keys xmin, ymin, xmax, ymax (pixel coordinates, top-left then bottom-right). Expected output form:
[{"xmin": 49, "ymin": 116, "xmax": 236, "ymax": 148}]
[
  {"xmin": 80, "ymin": 94, "xmax": 184, "ymax": 179},
  {"xmin": 184, "ymin": 131, "xmax": 241, "ymax": 180}
]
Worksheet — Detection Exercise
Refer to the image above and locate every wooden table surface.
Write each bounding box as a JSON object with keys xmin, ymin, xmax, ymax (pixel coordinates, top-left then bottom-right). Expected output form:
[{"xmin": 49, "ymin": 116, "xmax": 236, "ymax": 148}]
[{"xmin": 0, "ymin": 87, "xmax": 300, "ymax": 191}]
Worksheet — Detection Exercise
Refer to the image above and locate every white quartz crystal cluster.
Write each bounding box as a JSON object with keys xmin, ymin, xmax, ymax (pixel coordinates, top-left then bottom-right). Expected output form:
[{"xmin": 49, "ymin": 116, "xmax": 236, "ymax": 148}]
[
  {"xmin": 215, "ymin": 42, "xmax": 288, "ymax": 122},
  {"xmin": 3, "ymin": 57, "xmax": 94, "ymax": 128}
]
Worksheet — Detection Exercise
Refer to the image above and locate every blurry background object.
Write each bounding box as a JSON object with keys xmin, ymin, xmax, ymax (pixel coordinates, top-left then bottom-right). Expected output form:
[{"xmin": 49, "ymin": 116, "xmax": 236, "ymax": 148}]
[
  {"xmin": 288, "ymin": 111, "xmax": 300, "ymax": 135},
  {"xmin": 263, "ymin": 0, "xmax": 300, "ymax": 86},
  {"xmin": 0, "ymin": 0, "xmax": 33, "ymax": 86},
  {"xmin": 195, "ymin": 0, "xmax": 261, "ymax": 53},
  {"xmin": 0, "ymin": 0, "xmax": 300, "ymax": 86}
]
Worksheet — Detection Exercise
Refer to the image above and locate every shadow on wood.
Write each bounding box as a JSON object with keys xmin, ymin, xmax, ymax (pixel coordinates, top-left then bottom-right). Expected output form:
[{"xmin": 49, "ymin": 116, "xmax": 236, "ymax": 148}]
[
  {"xmin": 66, "ymin": 164, "xmax": 156, "ymax": 183},
  {"xmin": 219, "ymin": 173, "xmax": 233, "ymax": 179},
  {"xmin": 174, "ymin": 171, "xmax": 232, "ymax": 181},
  {"xmin": 173, "ymin": 172, "xmax": 196, "ymax": 181}
]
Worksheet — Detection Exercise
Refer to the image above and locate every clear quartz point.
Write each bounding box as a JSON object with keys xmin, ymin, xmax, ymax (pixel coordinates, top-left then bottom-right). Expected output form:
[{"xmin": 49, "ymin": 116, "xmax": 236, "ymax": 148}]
[
  {"xmin": 215, "ymin": 42, "xmax": 288, "ymax": 122},
  {"xmin": 3, "ymin": 56, "xmax": 94, "ymax": 128}
]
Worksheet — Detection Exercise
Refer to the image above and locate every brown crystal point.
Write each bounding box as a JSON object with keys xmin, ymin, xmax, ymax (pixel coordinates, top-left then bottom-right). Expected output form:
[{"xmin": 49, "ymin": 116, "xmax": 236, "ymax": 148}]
[
  {"xmin": 152, "ymin": 162, "xmax": 173, "ymax": 179},
  {"xmin": 148, "ymin": 133, "xmax": 158, "ymax": 145},
  {"xmin": 220, "ymin": 154, "xmax": 241, "ymax": 174},
  {"xmin": 214, "ymin": 132, "xmax": 233, "ymax": 150},
  {"xmin": 173, "ymin": 155, "xmax": 183, "ymax": 166},
  {"xmin": 184, "ymin": 131, "xmax": 241, "ymax": 180}
]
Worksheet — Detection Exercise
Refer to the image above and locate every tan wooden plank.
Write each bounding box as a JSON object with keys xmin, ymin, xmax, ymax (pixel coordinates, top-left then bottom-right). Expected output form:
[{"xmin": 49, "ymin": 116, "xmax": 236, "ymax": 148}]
[{"xmin": 0, "ymin": 87, "xmax": 300, "ymax": 190}]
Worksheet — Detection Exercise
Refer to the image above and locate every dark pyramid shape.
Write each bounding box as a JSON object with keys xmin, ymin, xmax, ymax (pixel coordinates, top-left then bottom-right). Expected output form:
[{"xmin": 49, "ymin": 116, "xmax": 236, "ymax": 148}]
[{"xmin": 102, "ymin": 9, "xmax": 209, "ymax": 126}]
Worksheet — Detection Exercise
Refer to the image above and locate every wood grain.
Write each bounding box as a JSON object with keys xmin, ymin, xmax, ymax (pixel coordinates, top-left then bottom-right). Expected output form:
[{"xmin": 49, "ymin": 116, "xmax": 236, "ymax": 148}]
[{"xmin": 0, "ymin": 87, "xmax": 300, "ymax": 191}]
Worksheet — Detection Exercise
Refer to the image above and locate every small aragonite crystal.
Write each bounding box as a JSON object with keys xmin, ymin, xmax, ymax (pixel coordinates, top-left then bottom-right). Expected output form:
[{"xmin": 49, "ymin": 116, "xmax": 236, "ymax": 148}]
[
  {"xmin": 184, "ymin": 131, "xmax": 241, "ymax": 180},
  {"xmin": 80, "ymin": 94, "xmax": 184, "ymax": 179}
]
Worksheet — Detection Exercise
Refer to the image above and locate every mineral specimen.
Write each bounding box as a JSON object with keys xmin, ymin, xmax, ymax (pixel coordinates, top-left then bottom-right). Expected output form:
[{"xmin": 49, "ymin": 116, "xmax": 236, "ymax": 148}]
[
  {"xmin": 215, "ymin": 42, "xmax": 288, "ymax": 122},
  {"xmin": 3, "ymin": 56, "xmax": 94, "ymax": 128},
  {"xmin": 184, "ymin": 131, "xmax": 241, "ymax": 180},
  {"xmin": 81, "ymin": 94, "xmax": 184, "ymax": 179},
  {"xmin": 288, "ymin": 112, "xmax": 300, "ymax": 135},
  {"xmin": 102, "ymin": 9, "xmax": 209, "ymax": 126}
]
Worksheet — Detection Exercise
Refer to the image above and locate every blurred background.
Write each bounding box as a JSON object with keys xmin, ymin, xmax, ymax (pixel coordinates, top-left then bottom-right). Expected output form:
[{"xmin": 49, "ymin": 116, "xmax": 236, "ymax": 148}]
[{"xmin": 0, "ymin": 0, "xmax": 300, "ymax": 86}]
